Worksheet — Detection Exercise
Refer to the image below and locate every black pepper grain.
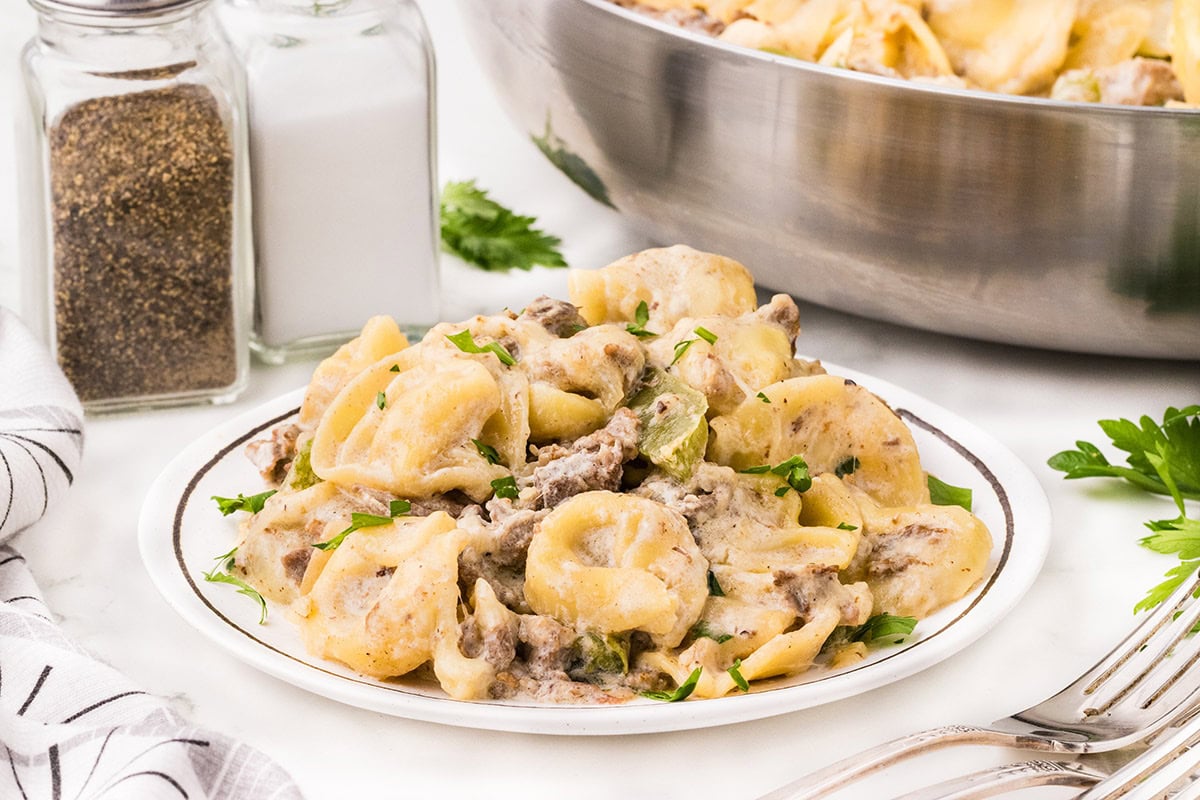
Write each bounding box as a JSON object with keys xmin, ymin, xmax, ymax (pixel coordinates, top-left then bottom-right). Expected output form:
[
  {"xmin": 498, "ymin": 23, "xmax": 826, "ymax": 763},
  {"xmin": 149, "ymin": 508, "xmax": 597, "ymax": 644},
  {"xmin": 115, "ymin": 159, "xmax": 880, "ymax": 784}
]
[{"xmin": 48, "ymin": 81, "xmax": 237, "ymax": 403}]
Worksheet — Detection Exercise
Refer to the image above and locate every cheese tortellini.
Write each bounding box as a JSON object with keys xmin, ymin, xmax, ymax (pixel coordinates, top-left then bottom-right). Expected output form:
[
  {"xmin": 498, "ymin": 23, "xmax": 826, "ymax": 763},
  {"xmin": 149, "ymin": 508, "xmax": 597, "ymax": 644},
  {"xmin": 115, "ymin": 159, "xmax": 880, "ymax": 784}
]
[{"xmin": 228, "ymin": 244, "xmax": 994, "ymax": 704}]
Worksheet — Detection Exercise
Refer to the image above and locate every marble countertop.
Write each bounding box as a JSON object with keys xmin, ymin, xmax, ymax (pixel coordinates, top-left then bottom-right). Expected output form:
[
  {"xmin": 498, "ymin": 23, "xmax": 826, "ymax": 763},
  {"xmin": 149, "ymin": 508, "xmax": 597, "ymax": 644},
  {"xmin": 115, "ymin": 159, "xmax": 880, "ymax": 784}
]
[{"xmin": 2, "ymin": 2, "xmax": 1198, "ymax": 798}]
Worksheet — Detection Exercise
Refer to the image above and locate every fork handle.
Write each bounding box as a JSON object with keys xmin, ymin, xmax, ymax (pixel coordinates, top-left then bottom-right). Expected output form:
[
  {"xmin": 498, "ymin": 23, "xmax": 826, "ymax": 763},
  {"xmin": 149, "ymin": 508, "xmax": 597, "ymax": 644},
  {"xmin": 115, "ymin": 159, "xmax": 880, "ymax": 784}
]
[
  {"xmin": 891, "ymin": 761, "xmax": 1104, "ymax": 800},
  {"xmin": 755, "ymin": 725, "xmax": 1025, "ymax": 800}
]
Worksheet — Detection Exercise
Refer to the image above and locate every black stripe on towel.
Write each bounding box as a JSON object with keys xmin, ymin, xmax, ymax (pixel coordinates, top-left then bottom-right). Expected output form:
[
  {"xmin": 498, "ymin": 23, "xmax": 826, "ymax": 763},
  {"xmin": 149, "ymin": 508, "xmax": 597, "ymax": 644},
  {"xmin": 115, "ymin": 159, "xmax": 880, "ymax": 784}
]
[
  {"xmin": 109, "ymin": 770, "xmax": 189, "ymax": 798},
  {"xmin": 62, "ymin": 690, "xmax": 149, "ymax": 724},
  {"xmin": 17, "ymin": 665, "xmax": 51, "ymax": 716},
  {"xmin": 0, "ymin": 554, "xmax": 25, "ymax": 568},
  {"xmin": 0, "ymin": 432, "xmax": 74, "ymax": 484},
  {"xmin": 48, "ymin": 745, "xmax": 60, "ymax": 800},
  {"xmin": 0, "ymin": 436, "xmax": 48, "ymax": 518},
  {"xmin": 0, "ymin": 448, "xmax": 12, "ymax": 532}
]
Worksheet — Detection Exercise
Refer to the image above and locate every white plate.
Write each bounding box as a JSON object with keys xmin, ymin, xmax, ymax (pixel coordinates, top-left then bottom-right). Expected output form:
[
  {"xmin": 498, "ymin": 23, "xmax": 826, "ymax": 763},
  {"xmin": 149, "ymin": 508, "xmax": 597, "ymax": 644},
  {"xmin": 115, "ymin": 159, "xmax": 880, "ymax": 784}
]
[{"xmin": 138, "ymin": 365, "xmax": 1051, "ymax": 735}]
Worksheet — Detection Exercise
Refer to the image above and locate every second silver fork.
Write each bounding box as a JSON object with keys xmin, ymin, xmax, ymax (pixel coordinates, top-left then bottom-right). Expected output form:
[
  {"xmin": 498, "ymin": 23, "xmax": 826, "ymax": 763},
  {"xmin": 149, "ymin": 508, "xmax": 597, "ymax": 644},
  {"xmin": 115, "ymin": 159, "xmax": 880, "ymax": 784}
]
[{"xmin": 758, "ymin": 571, "xmax": 1200, "ymax": 800}]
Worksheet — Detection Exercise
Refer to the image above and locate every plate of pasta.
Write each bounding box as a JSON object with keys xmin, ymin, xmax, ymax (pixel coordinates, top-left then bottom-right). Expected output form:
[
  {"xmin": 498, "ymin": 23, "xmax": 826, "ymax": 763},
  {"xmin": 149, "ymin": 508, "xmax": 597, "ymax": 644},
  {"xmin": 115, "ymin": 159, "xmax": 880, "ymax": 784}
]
[{"xmin": 139, "ymin": 245, "xmax": 1051, "ymax": 735}]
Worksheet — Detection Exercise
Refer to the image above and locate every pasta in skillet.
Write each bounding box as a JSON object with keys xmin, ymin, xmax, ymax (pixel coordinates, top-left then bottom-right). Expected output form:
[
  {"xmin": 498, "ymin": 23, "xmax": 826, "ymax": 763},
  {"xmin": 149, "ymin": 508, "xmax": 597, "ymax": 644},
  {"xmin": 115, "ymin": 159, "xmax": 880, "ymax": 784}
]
[
  {"xmin": 228, "ymin": 244, "xmax": 993, "ymax": 703},
  {"xmin": 617, "ymin": 0, "xmax": 1200, "ymax": 106}
]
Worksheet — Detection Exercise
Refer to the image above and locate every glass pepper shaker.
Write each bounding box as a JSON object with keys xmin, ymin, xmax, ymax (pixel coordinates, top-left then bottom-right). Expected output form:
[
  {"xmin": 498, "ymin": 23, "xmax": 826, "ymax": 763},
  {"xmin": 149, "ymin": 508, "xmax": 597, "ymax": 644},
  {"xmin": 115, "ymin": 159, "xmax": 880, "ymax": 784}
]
[
  {"xmin": 17, "ymin": 0, "xmax": 252, "ymax": 413},
  {"xmin": 218, "ymin": 0, "xmax": 441, "ymax": 363}
]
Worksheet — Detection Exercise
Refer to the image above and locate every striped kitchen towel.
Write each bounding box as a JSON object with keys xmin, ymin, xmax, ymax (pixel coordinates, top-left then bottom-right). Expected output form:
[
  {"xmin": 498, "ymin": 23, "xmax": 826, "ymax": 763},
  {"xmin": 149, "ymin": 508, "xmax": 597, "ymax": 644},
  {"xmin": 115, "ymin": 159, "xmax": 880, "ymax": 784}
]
[{"xmin": 0, "ymin": 308, "xmax": 303, "ymax": 800}]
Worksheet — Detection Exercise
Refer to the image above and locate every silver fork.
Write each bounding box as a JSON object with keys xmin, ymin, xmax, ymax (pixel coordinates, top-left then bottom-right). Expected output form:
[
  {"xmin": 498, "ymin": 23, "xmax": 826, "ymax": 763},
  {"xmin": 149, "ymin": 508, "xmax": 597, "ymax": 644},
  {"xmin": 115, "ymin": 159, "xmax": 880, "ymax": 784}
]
[
  {"xmin": 757, "ymin": 572, "xmax": 1200, "ymax": 800},
  {"xmin": 872, "ymin": 699, "xmax": 1200, "ymax": 799}
]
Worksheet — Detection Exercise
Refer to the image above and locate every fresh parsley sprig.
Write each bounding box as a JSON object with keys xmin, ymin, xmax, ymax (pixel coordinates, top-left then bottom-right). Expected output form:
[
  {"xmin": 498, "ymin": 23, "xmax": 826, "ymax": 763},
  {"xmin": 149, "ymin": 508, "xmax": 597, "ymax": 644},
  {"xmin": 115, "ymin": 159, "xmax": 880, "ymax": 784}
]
[
  {"xmin": 440, "ymin": 180, "xmax": 567, "ymax": 272},
  {"xmin": 491, "ymin": 476, "xmax": 520, "ymax": 500},
  {"xmin": 473, "ymin": 439, "xmax": 501, "ymax": 465},
  {"xmin": 851, "ymin": 613, "xmax": 918, "ymax": 645},
  {"xmin": 1051, "ymin": 408, "xmax": 1200, "ymax": 617},
  {"xmin": 928, "ymin": 475, "xmax": 973, "ymax": 511},
  {"xmin": 212, "ymin": 490, "xmax": 276, "ymax": 516},
  {"xmin": 727, "ymin": 658, "xmax": 749, "ymax": 692},
  {"xmin": 1049, "ymin": 406, "xmax": 1200, "ymax": 500},
  {"xmin": 641, "ymin": 667, "xmax": 702, "ymax": 702},
  {"xmin": 689, "ymin": 621, "xmax": 733, "ymax": 644}
]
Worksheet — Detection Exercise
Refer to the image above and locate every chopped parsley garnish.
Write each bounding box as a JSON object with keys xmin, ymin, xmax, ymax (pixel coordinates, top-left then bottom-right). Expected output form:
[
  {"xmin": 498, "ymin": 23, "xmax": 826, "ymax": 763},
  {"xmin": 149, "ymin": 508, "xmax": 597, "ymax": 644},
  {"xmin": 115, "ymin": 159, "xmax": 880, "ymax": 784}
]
[
  {"xmin": 641, "ymin": 667, "xmax": 702, "ymax": 702},
  {"xmin": 694, "ymin": 326, "xmax": 718, "ymax": 345},
  {"xmin": 707, "ymin": 570, "xmax": 726, "ymax": 597},
  {"xmin": 690, "ymin": 621, "xmax": 733, "ymax": 644},
  {"xmin": 202, "ymin": 548, "xmax": 267, "ymax": 624},
  {"xmin": 439, "ymin": 179, "xmax": 566, "ymax": 272},
  {"xmin": 389, "ymin": 364, "xmax": 400, "ymax": 372},
  {"xmin": 212, "ymin": 490, "xmax": 276, "ymax": 516},
  {"xmin": 851, "ymin": 613, "xmax": 917, "ymax": 645},
  {"xmin": 491, "ymin": 475, "xmax": 520, "ymax": 500},
  {"xmin": 625, "ymin": 301, "xmax": 656, "ymax": 338},
  {"xmin": 446, "ymin": 329, "xmax": 517, "ymax": 366},
  {"xmin": 927, "ymin": 475, "xmax": 973, "ymax": 510},
  {"xmin": 670, "ymin": 339, "xmax": 696, "ymax": 366},
  {"xmin": 314, "ymin": 505, "xmax": 410, "ymax": 552},
  {"xmin": 742, "ymin": 455, "xmax": 812, "ymax": 495},
  {"xmin": 835, "ymin": 456, "xmax": 860, "ymax": 478},
  {"xmin": 728, "ymin": 658, "xmax": 749, "ymax": 692},
  {"xmin": 837, "ymin": 522, "xmax": 859, "ymax": 531},
  {"xmin": 375, "ymin": 391, "xmax": 387, "ymax": 410},
  {"xmin": 756, "ymin": 391, "xmax": 771, "ymax": 403},
  {"xmin": 472, "ymin": 439, "xmax": 502, "ymax": 465}
]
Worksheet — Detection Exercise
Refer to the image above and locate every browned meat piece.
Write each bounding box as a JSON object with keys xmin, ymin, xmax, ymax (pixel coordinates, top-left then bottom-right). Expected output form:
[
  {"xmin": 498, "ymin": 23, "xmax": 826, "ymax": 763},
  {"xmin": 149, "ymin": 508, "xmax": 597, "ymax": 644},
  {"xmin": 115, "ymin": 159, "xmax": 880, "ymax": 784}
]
[
  {"xmin": 1096, "ymin": 58, "xmax": 1184, "ymax": 106},
  {"xmin": 615, "ymin": 1, "xmax": 726, "ymax": 35},
  {"xmin": 753, "ymin": 293, "xmax": 802, "ymax": 348},
  {"xmin": 532, "ymin": 407, "xmax": 641, "ymax": 508},
  {"xmin": 244, "ymin": 423, "xmax": 300, "ymax": 486},
  {"xmin": 458, "ymin": 548, "xmax": 529, "ymax": 613},
  {"xmin": 517, "ymin": 614, "xmax": 576, "ymax": 680},
  {"xmin": 1055, "ymin": 58, "xmax": 1184, "ymax": 106},
  {"xmin": 281, "ymin": 547, "xmax": 312, "ymax": 585},
  {"xmin": 522, "ymin": 295, "xmax": 588, "ymax": 338},
  {"xmin": 459, "ymin": 612, "xmax": 517, "ymax": 671},
  {"xmin": 774, "ymin": 564, "xmax": 870, "ymax": 625}
]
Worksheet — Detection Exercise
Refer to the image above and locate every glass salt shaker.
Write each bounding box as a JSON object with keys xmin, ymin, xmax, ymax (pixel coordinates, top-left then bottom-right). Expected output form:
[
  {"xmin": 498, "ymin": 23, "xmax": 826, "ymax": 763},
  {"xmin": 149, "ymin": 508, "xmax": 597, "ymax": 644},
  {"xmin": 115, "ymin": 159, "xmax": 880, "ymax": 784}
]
[
  {"xmin": 17, "ymin": 0, "xmax": 252, "ymax": 413},
  {"xmin": 219, "ymin": 0, "xmax": 441, "ymax": 363}
]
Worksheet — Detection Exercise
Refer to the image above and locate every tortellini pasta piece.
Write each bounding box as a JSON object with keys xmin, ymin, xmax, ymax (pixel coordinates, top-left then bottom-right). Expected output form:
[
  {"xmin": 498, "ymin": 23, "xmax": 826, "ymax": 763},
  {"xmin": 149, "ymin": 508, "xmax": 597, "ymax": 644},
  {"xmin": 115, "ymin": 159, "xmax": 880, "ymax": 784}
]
[
  {"xmin": 521, "ymin": 325, "xmax": 646, "ymax": 414},
  {"xmin": 298, "ymin": 315, "xmax": 408, "ymax": 430},
  {"xmin": 524, "ymin": 491, "xmax": 709, "ymax": 647},
  {"xmin": 568, "ymin": 245, "xmax": 758, "ymax": 331},
  {"xmin": 310, "ymin": 347, "xmax": 527, "ymax": 501},
  {"xmin": 925, "ymin": 0, "xmax": 1077, "ymax": 95},
  {"xmin": 1173, "ymin": 0, "xmax": 1200, "ymax": 103},
  {"xmin": 295, "ymin": 512, "xmax": 463, "ymax": 679},
  {"xmin": 708, "ymin": 374, "xmax": 929, "ymax": 508},
  {"xmin": 843, "ymin": 489, "xmax": 993, "ymax": 618}
]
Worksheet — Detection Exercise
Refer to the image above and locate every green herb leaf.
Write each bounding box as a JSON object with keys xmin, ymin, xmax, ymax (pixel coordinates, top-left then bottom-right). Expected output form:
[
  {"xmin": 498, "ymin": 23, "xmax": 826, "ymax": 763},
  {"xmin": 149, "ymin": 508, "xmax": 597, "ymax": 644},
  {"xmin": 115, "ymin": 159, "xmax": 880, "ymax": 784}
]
[
  {"xmin": 837, "ymin": 522, "xmax": 859, "ymax": 531},
  {"xmin": 375, "ymin": 391, "xmax": 387, "ymax": 410},
  {"xmin": 491, "ymin": 475, "xmax": 520, "ymax": 500},
  {"xmin": 389, "ymin": 364, "xmax": 400, "ymax": 372},
  {"xmin": 202, "ymin": 551, "xmax": 267, "ymax": 624},
  {"xmin": 742, "ymin": 456, "xmax": 812, "ymax": 495},
  {"xmin": 727, "ymin": 658, "xmax": 749, "ymax": 692},
  {"xmin": 314, "ymin": 507, "xmax": 407, "ymax": 552},
  {"xmin": 1047, "ymin": 406, "xmax": 1200, "ymax": 500},
  {"xmin": 835, "ymin": 456, "xmax": 860, "ymax": 478},
  {"xmin": 641, "ymin": 667, "xmax": 702, "ymax": 702},
  {"xmin": 671, "ymin": 338, "xmax": 696, "ymax": 366},
  {"xmin": 694, "ymin": 326, "xmax": 718, "ymax": 345},
  {"xmin": 625, "ymin": 300, "xmax": 656, "ymax": 338},
  {"xmin": 928, "ymin": 474, "xmax": 973, "ymax": 511},
  {"xmin": 440, "ymin": 180, "xmax": 567, "ymax": 272},
  {"xmin": 851, "ymin": 613, "xmax": 918, "ymax": 645},
  {"xmin": 472, "ymin": 439, "xmax": 502, "ymax": 465},
  {"xmin": 707, "ymin": 570, "xmax": 726, "ymax": 597},
  {"xmin": 690, "ymin": 621, "xmax": 733, "ymax": 644},
  {"xmin": 740, "ymin": 465, "xmax": 772, "ymax": 475},
  {"xmin": 446, "ymin": 329, "xmax": 517, "ymax": 366},
  {"xmin": 212, "ymin": 490, "xmax": 276, "ymax": 516},
  {"xmin": 756, "ymin": 391, "xmax": 771, "ymax": 403}
]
